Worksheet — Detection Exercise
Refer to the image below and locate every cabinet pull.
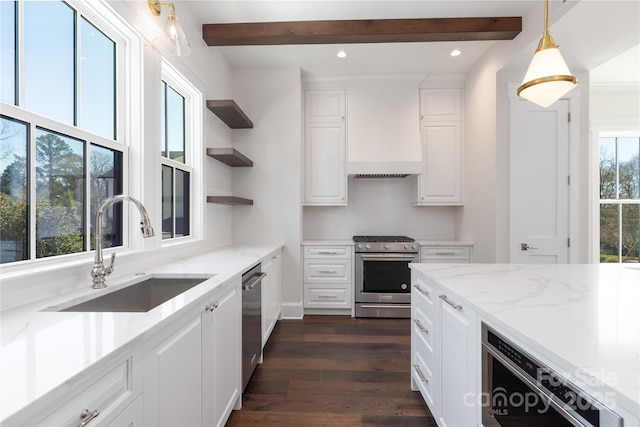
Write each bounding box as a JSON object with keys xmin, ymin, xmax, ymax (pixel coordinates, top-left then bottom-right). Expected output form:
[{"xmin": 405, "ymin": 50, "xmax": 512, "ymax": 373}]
[
  {"xmin": 413, "ymin": 319, "xmax": 428, "ymax": 334},
  {"xmin": 78, "ymin": 409, "xmax": 100, "ymax": 427},
  {"xmin": 434, "ymin": 252, "xmax": 457, "ymax": 256},
  {"xmin": 318, "ymin": 251, "xmax": 339, "ymax": 255},
  {"xmin": 413, "ymin": 284, "xmax": 429, "ymax": 296},
  {"xmin": 413, "ymin": 364, "xmax": 428, "ymax": 383},
  {"xmin": 206, "ymin": 301, "xmax": 219, "ymax": 312},
  {"xmin": 439, "ymin": 294, "xmax": 462, "ymax": 310},
  {"xmin": 318, "ymin": 295, "xmax": 338, "ymax": 299},
  {"xmin": 318, "ymin": 270, "xmax": 337, "ymax": 274}
]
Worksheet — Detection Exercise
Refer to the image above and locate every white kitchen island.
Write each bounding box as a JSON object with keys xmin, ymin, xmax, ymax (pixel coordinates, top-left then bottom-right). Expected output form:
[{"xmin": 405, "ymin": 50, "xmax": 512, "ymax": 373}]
[{"xmin": 410, "ymin": 263, "xmax": 640, "ymax": 427}]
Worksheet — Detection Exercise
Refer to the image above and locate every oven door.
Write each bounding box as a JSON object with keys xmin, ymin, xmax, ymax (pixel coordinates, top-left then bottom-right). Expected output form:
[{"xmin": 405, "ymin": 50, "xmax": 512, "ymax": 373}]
[{"xmin": 355, "ymin": 252, "xmax": 417, "ymax": 303}]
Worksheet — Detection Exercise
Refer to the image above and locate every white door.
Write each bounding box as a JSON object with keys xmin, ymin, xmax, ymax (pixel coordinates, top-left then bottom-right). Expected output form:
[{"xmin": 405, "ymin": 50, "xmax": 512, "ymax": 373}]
[{"xmin": 509, "ymin": 99, "xmax": 570, "ymax": 263}]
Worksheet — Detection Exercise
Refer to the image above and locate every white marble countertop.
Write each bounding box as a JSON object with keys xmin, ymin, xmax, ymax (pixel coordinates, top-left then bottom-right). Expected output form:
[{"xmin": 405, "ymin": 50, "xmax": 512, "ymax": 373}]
[
  {"xmin": 410, "ymin": 263, "xmax": 640, "ymax": 418},
  {"xmin": 301, "ymin": 239, "xmax": 355, "ymax": 246},
  {"xmin": 0, "ymin": 244, "xmax": 282, "ymax": 422}
]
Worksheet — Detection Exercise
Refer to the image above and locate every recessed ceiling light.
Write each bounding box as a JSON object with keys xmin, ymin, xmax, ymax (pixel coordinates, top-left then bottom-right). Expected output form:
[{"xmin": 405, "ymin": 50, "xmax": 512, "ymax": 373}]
[
  {"xmin": 450, "ymin": 49, "xmax": 462, "ymax": 57},
  {"xmin": 337, "ymin": 50, "xmax": 347, "ymax": 58}
]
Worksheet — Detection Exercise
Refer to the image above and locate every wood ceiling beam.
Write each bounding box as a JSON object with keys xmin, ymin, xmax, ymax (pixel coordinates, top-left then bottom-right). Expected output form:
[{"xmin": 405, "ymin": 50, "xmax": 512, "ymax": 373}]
[{"xmin": 202, "ymin": 17, "xmax": 522, "ymax": 46}]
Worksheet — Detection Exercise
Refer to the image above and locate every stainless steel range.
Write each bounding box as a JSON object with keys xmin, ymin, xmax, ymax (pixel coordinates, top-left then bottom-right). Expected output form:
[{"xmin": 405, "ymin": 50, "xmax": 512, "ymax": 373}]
[{"xmin": 354, "ymin": 235, "xmax": 418, "ymax": 318}]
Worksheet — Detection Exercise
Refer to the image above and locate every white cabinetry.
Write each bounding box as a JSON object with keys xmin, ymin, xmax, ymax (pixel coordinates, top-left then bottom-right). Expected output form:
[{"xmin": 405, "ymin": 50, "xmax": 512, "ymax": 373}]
[
  {"xmin": 303, "ymin": 244, "xmax": 353, "ymax": 313},
  {"xmin": 415, "ymin": 88, "xmax": 463, "ymax": 205},
  {"xmin": 203, "ymin": 278, "xmax": 242, "ymax": 427},
  {"xmin": 261, "ymin": 248, "xmax": 282, "ymax": 348},
  {"xmin": 420, "ymin": 244, "xmax": 471, "ymax": 263},
  {"xmin": 3, "ymin": 352, "xmax": 142, "ymax": 427},
  {"xmin": 411, "ymin": 271, "xmax": 478, "ymax": 427},
  {"xmin": 144, "ymin": 312, "xmax": 203, "ymax": 427},
  {"xmin": 303, "ymin": 90, "xmax": 347, "ymax": 206},
  {"xmin": 144, "ymin": 279, "xmax": 241, "ymax": 427}
]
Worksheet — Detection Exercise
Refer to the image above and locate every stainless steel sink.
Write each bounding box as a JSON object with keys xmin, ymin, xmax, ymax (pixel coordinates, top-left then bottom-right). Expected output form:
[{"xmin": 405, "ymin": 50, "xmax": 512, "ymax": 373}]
[{"xmin": 57, "ymin": 275, "xmax": 213, "ymax": 312}]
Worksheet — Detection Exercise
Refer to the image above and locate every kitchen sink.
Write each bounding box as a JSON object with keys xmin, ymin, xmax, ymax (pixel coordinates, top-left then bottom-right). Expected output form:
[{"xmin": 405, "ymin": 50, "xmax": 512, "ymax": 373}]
[{"xmin": 56, "ymin": 275, "xmax": 213, "ymax": 313}]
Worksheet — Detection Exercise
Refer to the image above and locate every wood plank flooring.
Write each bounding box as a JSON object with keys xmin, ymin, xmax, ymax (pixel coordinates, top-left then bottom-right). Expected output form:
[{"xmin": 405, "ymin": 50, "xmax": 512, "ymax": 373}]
[{"xmin": 226, "ymin": 316, "xmax": 436, "ymax": 427}]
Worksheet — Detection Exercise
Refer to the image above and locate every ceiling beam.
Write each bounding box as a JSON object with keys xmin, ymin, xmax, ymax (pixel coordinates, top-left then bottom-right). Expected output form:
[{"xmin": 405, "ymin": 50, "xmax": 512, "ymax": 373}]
[{"xmin": 202, "ymin": 17, "xmax": 522, "ymax": 46}]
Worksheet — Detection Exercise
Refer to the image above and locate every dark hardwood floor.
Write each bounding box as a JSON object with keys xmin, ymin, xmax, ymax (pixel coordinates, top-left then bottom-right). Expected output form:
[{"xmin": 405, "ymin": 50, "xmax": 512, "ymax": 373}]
[{"xmin": 226, "ymin": 316, "xmax": 436, "ymax": 427}]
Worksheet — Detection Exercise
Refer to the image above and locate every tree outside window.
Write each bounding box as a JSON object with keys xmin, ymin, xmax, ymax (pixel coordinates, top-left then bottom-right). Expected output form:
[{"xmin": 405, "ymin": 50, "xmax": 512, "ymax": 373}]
[{"xmin": 599, "ymin": 136, "xmax": 640, "ymax": 263}]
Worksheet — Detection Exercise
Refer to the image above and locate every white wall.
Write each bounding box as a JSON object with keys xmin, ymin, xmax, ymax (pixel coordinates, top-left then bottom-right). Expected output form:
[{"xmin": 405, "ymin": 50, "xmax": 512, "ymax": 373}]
[
  {"xmin": 303, "ymin": 178, "xmax": 456, "ymax": 240},
  {"xmin": 229, "ymin": 68, "xmax": 304, "ymax": 317}
]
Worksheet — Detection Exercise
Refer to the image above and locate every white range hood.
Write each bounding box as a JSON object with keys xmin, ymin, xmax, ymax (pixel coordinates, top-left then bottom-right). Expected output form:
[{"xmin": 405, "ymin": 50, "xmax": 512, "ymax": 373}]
[{"xmin": 347, "ymin": 85, "xmax": 422, "ymax": 178}]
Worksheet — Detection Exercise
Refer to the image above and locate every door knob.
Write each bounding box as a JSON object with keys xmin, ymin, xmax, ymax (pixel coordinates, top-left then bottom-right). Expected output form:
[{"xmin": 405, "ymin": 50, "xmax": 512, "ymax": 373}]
[{"xmin": 521, "ymin": 243, "xmax": 538, "ymax": 251}]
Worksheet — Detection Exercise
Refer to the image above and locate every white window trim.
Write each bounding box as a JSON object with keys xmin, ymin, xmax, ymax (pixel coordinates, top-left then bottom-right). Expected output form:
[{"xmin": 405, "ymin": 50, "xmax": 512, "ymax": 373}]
[
  {"xmin": 590, "ymin": 123, "xmax": 640, "ymax": 263},
  {"xmin": 159, "ymin": 59, "xmax": 203, "ymax": 244},
  {"xmin": 0, "ymin": 0, "xmax": 144, "ymax": 274}
]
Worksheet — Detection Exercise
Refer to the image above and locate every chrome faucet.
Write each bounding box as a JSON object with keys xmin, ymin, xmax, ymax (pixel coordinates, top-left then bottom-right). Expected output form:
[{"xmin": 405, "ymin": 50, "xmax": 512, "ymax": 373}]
[{"xmin": 91, "ymin": 195, "xmax": 155, "ymax": 289}]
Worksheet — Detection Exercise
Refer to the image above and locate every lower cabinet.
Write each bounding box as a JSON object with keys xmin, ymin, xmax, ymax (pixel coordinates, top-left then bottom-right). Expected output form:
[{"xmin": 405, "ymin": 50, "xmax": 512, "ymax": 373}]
[
  {"xmin": 262, "ymin": 248, "xmax": 282, "ymax": 348},
  {"xmin": 144, "ymin": 278, "xmax": 241, "ymax": 427},
  {"xmin": 203, "ymin": 278, "xmax": 242, "ymax": 427},
  {"xmin": 411, "ymin": 271, "xmax": 478, "ymax": 427},
  {"xmin": 144, "ymin": 311, "xmax": 204, "ymax": 427},
  {"xmin": 302, "ymin": 244, "xmax": 353, "ymax": 313},
  {"xmin": 2, "ymin": 351, "xmax": 142, "ymax": 427}
]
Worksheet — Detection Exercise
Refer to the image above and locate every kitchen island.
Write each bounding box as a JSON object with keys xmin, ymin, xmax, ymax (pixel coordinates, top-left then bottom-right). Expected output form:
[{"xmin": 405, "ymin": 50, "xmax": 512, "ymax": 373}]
[{"xmin": 410, "ymin": 263, "xmax": 640, "ymax": 426}]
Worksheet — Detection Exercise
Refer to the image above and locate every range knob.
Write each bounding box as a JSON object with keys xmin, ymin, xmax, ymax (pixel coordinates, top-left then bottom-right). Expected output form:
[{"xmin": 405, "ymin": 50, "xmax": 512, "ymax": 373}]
[
  {"xmin": 357, "ymin": 243, "xmax": 363, "ymax": 249},
  {"xmin": 384, "ymin": 244, "xmax": 390, "ymax": 249},
  {"xmin": 366, "ymin": 244, "xmax": 371, "ymax": 249},
  {"xmin": 404, "ymin": 244, "xmax": 410, "ymax": 249},
  {"xmin": 412, "ymin": 244, "xmax": 417, "ymax": 250}
]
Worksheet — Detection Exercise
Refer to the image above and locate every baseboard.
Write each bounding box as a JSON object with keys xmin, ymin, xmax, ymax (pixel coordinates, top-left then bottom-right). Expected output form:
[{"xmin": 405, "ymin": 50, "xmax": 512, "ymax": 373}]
[{"xmin": 280, "ymin": 302, "xmax": 304, "ymax": 319}]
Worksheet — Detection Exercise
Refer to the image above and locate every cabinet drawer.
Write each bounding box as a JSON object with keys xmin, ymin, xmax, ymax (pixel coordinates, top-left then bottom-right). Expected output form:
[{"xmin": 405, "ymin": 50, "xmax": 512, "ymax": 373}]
[
  {"xmin": 303, "ymin": 259, "xmax": 351, "ymax": 283},
  {"xmin": 304, "ymin": 284, "xmax": 351, "ymax": 308},
  {"xmin": 304, "ymin": 246, "xmax": 351, "ymax": 259},
  {"xmin": 412, "ymin": 276, "xmax": 435, "ymax": 317},
  {"xmin": 412, "ymin": 347, "xmax": 436, "ymax": 410},
  {"xmin": 420, "ymin": 246, "xmax": 470, "ymax": 261},
  {"xmin": 27, "ymin": 357, "xmax": 135, "ymax": 427},
  {"xmin": 412, "ymin": 303, "xmax": 435, "ymax": 358}
]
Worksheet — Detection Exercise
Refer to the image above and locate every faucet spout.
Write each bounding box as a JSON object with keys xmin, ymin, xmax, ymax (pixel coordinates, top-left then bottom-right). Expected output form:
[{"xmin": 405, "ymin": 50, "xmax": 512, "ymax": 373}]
[{"xmin": 92, "ymin": 195, "xmax": 155, "ymax": 289}]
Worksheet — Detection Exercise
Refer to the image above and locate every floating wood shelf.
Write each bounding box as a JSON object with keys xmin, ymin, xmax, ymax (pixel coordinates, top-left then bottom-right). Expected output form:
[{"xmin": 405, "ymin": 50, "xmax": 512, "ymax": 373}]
[
  {"xmin": 206, "ymin": 100, "xmax": 253, "ymax": 129},
  {"xmin": 207, "ymin": 196, "xmax": 253, "ymax": 205},
  {"xmin": 206, "ymin": 148, "xmax": 253, "ymax": 167}
]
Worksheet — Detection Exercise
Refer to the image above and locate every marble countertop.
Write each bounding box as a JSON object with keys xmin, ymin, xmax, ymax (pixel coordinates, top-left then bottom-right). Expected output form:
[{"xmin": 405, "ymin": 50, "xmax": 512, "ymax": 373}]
[
  {"xmin": 410, "ymin": 263, "xmax": 640, "ymax": 418},
  {"xmin": 0, "ymin": 244, "xmax": 282, "ymax": 422}
]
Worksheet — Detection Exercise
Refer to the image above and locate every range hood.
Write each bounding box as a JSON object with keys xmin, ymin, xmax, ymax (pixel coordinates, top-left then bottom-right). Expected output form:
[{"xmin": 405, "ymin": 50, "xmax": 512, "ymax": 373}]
[{"xmin": 347, "ymin": 85, "xmax": 422, "ymax": 178}]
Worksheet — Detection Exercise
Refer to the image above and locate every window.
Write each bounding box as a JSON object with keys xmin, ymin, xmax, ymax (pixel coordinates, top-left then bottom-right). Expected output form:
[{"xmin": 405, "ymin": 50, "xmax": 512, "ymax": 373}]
[
  {"xmin": 0, "ymin": 1, "xmax": 125, "ymax": 264},
  {"xmin": 599, "ymin": 136, "xmax": 640, "ymax": 263},
  {"xmin": 160, "ymin": 66, "xmax": 198, "ymax": 241}
]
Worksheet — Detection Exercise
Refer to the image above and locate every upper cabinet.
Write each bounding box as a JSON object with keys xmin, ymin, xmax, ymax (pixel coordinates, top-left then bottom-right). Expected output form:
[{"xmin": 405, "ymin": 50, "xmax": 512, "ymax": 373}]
[
  {"xmin": 305, "ymin": 90, "xmax": 346, "ymax": 123},
  {"xmin": 303, "ymin": 90, "xmax": 347, "ymax": 206},
  {"xmin": 414, "ymin": 88, "xmax": 464, "ymax": 206},
  {"xmin": 419, "ymin": 88, "xmax": 461, "ymax": 122}
]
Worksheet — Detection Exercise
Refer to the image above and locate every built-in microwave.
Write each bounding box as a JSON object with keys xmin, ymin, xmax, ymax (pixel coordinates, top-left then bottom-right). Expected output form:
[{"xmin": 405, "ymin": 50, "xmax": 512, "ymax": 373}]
[{"xmin": 481, "ymin": 323, "xmax": 622, "ymax": 427}]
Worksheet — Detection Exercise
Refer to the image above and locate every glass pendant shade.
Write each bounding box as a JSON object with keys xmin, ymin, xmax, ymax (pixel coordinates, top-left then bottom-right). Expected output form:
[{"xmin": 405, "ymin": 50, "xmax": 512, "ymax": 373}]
[
  {"xmin": 154, "ymin": 14, "xmax": 191, "ymax": 56},
  {"xmin": 517, "ymin": 0, "xmax": 577, "ymax": 108},
  {"xmin": 518, "ymin": 43, "xmax": 577, "ymax": 108}
]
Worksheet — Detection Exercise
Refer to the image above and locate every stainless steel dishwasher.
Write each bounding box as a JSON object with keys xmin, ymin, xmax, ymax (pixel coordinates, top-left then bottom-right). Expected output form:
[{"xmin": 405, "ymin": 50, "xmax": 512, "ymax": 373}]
[{"xmin": 241, "ymin": 263, "xmax": 266, "ymax": 391}]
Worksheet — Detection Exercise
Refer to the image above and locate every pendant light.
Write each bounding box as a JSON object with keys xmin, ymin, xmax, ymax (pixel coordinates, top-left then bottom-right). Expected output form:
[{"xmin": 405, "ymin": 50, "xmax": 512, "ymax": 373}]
[
  {"xmin": 517, "ymin": 0, "xmax": 577, "ymax": 108},
  {"xmin": 148, "ymin": 0, "xmax": 191, "ymax": 57}
]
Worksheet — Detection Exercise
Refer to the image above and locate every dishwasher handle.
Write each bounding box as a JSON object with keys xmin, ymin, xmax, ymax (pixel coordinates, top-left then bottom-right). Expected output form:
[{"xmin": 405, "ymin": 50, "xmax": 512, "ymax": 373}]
[{"xmin": 243, "ymin": 272, "xmax": 267, "ymax": 290}]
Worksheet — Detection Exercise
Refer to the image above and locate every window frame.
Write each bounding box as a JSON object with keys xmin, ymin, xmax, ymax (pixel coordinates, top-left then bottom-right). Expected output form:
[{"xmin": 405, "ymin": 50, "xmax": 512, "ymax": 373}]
[
  {"xmin": 159, "ymin": 59, "xmax": 203, "ymax": 244},
  {"xmin": 596, "ymin": 131, "xmax": 640, "ymax": 263},
  {"xmin": 0, "ymin": 0, "xmax": 144, "ymax": 271}
]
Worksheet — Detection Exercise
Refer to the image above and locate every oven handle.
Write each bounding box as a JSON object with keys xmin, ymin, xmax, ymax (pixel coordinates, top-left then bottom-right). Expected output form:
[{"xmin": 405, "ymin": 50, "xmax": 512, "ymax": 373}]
[
  {"xmin": 359, "ymin": 304, "xmax": 411, "ymax": 309},
  {"xmin": 358, "ymin": 254, "xmax": 417, "ymax": 260}
]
